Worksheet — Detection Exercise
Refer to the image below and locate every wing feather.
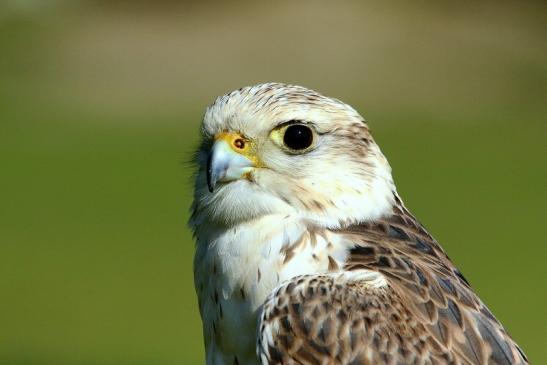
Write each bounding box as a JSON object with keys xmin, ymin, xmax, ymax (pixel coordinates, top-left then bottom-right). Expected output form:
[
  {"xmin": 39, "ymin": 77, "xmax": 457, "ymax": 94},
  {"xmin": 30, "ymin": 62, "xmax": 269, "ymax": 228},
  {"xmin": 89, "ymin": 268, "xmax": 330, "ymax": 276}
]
[{"xmin": 257, "ymin": 203, "xmax": 529, "ymax": 365}]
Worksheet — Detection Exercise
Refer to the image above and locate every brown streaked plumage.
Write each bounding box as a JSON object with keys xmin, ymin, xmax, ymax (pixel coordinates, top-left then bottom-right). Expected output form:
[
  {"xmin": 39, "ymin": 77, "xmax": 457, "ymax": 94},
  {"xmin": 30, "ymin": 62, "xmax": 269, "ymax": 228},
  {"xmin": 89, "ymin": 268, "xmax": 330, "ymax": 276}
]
[
  {"xmin": 190, "ymin": 83, "xmax": 529, "ymax": 365},
  {"xmin": 257, "ymin": 198, "xmax": 528, "ymax": 365}
]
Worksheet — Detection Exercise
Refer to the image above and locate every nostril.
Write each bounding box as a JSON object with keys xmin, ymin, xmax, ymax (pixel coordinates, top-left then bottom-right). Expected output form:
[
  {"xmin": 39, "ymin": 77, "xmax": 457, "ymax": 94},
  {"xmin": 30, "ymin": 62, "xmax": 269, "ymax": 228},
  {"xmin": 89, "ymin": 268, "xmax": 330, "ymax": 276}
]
[{"xmin": 234, "ymin": 138, "xmax": 245, "ymax": 150}]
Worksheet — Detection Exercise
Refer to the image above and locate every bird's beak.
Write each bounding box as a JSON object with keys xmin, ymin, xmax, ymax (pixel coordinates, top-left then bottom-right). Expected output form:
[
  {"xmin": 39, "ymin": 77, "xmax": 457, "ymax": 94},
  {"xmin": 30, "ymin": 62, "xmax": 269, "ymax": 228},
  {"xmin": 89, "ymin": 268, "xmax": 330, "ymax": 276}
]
[{"xmin": 206, "ymin": 133, "xmax": 257, "ymax": 192}]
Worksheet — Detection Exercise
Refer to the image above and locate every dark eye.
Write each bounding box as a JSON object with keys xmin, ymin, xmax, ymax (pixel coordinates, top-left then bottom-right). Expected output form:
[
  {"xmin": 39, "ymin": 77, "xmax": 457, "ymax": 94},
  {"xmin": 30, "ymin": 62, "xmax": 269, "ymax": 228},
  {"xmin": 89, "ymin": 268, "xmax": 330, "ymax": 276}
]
[{"xmin": 283, "ymin": 124, "xmax": 314, "ymax": 150}]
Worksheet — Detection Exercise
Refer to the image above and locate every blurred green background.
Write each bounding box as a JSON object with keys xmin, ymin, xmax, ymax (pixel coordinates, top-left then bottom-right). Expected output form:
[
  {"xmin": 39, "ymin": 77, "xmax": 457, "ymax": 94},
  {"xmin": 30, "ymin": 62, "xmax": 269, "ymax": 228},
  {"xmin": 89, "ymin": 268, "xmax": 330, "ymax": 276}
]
[{"xmin": 0, "ymin": 1, "xmax": 545, "ymax": 364}]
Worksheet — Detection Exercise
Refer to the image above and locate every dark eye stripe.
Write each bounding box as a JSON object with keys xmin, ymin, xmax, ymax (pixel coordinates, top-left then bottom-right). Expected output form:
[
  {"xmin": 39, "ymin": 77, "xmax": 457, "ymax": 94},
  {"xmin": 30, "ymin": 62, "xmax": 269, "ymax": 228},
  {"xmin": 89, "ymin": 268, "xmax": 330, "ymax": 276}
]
[{"xmin": 283, "ymin": 125, "xmax": 313, "ymax": 150}]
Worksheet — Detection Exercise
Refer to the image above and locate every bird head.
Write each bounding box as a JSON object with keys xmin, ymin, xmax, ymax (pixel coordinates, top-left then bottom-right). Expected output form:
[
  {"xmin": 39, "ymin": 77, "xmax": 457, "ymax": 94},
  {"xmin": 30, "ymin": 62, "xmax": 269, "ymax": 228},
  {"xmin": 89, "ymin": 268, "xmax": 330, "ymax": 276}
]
[{"xmin": 191, "ymin": 83, "xmax": 395, "ymax": 229}]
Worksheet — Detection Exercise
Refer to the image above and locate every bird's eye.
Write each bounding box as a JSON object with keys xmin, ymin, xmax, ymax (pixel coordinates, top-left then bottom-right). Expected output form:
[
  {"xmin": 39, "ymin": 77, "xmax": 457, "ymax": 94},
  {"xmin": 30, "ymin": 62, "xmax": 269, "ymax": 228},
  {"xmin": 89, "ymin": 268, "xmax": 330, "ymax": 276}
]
[{"xmin": 283, "ymin": 124, "xmax": 314, "ymax": 151}]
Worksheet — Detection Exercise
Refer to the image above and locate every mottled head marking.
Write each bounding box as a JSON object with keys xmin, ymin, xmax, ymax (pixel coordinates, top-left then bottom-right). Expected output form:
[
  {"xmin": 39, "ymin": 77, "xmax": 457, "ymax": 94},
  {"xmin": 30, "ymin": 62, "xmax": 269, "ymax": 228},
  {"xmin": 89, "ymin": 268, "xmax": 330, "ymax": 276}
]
[
  {"xmin": 202, "ymin": 83, "xmax": 366, "ymax": 139},
  {"xmin": 191, "ymin": 82, "xmax": 395, "ymax": 228}
]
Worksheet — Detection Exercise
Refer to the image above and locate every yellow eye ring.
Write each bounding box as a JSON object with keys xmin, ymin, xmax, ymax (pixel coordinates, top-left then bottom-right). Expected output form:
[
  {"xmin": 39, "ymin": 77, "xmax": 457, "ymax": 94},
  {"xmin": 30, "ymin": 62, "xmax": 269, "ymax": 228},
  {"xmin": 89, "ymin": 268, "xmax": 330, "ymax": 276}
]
[{"xmin": 270, "ymin": 122, "xmax": 316, "ymax": 153}]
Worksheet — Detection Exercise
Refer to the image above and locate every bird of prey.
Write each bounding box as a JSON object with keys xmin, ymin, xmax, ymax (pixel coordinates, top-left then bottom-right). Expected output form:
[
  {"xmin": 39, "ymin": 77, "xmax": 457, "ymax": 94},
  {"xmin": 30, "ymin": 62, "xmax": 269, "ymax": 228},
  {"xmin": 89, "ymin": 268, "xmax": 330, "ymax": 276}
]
[{"xmin": 190, "ymin": 83, "xmax": 528, "ymax": 365}]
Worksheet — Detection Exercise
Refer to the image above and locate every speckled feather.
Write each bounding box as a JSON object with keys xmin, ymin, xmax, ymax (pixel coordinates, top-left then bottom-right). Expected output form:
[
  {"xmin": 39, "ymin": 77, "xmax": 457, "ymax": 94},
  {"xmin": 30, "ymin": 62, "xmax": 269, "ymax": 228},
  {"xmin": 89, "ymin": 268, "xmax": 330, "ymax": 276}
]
[
  {"xmin": 190, "ymin": 83, "xmax": 529, "ymax": 365},
  {"xmin": 257, "ymin": 198, "xmax": 529, "ymax": 365}
]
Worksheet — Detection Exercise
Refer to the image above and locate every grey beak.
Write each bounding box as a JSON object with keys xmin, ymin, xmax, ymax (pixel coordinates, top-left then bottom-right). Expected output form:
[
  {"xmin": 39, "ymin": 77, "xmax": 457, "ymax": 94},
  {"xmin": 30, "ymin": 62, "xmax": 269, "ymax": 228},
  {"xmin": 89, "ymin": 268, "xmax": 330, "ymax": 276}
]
[
  {"xmin": 206, "ymin": 140, "xmax": 254, "ymax": 193},
  {"xmin": 206, "ymin": 152, "xmax": 216, "ymax": 193}
]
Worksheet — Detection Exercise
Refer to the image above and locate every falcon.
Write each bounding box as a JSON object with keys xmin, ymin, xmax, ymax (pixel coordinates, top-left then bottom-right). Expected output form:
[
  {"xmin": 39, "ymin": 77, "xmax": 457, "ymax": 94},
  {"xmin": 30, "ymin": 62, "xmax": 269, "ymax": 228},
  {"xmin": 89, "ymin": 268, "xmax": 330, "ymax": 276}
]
[{"xmin": 190, "ymin": 83, "xmax": 528, "ymax": 365}]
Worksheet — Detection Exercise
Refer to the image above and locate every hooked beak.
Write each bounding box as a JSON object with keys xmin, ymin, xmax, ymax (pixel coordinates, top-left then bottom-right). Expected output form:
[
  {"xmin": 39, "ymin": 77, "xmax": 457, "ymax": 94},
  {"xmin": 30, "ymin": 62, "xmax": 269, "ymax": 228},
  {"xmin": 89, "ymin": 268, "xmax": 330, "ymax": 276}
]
[{"xmin": 206, "ymin": 137, "xmax": 255, "ymax": 192}]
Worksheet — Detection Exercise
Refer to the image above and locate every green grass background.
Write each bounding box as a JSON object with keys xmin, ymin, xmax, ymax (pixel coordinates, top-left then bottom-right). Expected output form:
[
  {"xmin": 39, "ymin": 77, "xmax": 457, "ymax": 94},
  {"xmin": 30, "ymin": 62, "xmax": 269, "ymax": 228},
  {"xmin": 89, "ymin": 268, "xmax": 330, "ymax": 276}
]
[{"xmin": 1, "ymin": 1, "xmax": 545, "ymax": 364}]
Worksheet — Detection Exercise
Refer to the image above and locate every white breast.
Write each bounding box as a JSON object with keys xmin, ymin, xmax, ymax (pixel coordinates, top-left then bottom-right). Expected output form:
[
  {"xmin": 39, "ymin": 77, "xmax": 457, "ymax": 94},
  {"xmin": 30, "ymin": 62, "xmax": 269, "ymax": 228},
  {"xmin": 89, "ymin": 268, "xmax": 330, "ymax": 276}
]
[{"xmin": 193, "ymin": 214, "xmax": 350, "ymax": 365}]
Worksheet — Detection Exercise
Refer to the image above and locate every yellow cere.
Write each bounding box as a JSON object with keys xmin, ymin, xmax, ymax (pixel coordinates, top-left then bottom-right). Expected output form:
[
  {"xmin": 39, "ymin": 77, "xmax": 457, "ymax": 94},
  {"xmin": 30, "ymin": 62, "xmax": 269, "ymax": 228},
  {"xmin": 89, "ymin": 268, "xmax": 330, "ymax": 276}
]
[{"xmin": 214, "ymin": 132, "xmax": 264, "ymax": 168}]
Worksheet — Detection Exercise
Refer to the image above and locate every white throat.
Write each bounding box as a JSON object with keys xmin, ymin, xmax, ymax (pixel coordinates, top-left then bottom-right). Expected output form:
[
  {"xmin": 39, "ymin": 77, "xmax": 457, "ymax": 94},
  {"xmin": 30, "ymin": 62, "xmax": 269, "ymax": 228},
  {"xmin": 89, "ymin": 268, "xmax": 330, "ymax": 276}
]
[
  {"xmin": 192, "ymin": 190, "xmax": 395, "ymax": 364},
  {"xmin": 193, "ymin": 213, "xmax": 348, "ymax": 364}
]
